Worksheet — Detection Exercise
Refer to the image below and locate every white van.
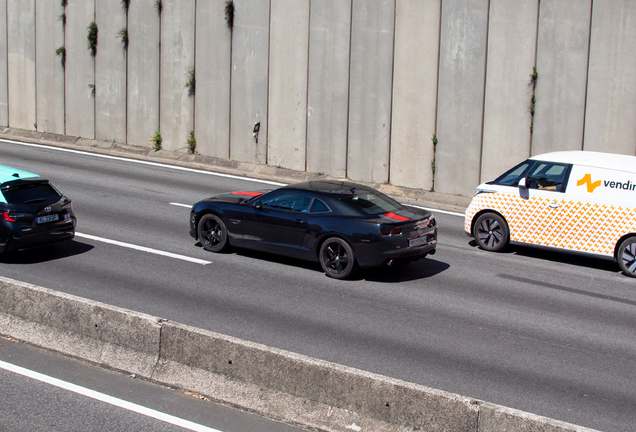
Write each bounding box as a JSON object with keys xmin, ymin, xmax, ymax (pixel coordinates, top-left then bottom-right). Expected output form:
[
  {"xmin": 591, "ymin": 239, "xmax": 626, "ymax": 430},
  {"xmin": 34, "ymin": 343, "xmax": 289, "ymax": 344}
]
[{"xmin": 464, "ymin": 151, "xmax": 636, "ymax": 277}]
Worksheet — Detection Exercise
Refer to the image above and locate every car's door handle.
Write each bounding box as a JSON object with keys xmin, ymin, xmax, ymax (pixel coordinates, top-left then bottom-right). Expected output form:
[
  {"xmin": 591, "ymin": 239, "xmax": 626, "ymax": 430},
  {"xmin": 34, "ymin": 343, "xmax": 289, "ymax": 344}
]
[
  {"xmin": 295, "ymin": 219, "xmax": 305, "ymax": 224},
  {"xmin": 548, "ymin": 201, "xmax": 560, "ymax": 209}
]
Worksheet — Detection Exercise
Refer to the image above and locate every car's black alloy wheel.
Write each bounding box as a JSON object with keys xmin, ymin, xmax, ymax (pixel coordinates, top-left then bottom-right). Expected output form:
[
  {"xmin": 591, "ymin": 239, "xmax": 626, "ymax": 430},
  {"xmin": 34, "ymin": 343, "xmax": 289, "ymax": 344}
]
[
  {"xmin": 474, "ymin": 212, "xmax": 509, "ymax": 252},
  {"xmin": 319, "ymin": 237, "xmax": 357, "ymax": 279},
  {"xmin": 198, "ymin": 214, "xmax": 229, "ymax": 252},
  {"xmin": 617, "ymin": 237, "xmax": 636, "ymax": 277}
]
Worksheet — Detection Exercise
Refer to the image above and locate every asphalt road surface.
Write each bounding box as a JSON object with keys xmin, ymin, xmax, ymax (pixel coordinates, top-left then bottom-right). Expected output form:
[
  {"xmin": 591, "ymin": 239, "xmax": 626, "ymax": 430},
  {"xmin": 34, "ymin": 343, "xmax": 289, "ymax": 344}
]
[{"xmin": 0, "ymin": 139, "xmax": 635, "ymax": 432}]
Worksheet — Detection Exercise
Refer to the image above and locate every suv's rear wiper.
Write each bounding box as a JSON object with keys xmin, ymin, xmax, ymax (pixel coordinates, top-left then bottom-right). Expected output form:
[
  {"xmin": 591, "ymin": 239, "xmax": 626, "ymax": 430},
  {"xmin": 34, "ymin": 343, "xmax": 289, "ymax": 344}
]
[{"xmin": 23, "ymin": 198, "xmax": 45, "ymax": 204}]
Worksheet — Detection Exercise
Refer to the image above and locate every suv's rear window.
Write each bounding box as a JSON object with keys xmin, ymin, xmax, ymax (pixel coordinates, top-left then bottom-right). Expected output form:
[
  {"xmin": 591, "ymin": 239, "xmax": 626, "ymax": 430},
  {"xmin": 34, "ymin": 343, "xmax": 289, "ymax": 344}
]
[
  {"xmin": 2, "ymin": 182, "xmax": 60, "ymax": 204},
  {"xmin": 342, "ymin": 190, "xmax": 402, "ymax": 215}
]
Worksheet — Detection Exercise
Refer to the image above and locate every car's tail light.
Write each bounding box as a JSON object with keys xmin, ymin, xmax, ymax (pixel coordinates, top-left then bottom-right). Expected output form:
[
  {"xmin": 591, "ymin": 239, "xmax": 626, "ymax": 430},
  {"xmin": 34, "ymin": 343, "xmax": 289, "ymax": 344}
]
[
  {"xmin": 381, "ymin": 227, "xmax": 402, "ymax": 236},
  {"xmin": 1, "ymin": 212, "xmax": 29, "ymax": 222},
  {"xmin": 1, "ymin": 212, "xmax": 15, "ymax": 222}
]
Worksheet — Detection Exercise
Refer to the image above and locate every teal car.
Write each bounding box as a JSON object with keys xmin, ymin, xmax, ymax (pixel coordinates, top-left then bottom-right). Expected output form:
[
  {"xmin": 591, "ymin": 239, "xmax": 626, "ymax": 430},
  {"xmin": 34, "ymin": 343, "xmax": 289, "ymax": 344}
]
[{"xmin": 0, "ymin": 165, "xmax": 76, "ymax": 253}]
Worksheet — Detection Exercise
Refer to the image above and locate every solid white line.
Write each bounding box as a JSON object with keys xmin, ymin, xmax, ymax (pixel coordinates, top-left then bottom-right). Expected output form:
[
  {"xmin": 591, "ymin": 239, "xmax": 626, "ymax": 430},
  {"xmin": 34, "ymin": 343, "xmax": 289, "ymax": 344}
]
[
  {"xmin": 407, "ymin": 204, "xmax": 465, "ymax": 218},
  {"xmin": 75, "ymin": 232, "xmax": 211, "ymax": 265},
  {"xmin": 0, "ymin": 360, "xmax": 223, "ymax": 432},
  {"xmin": 170, "ymin": 202, "xmax": 192, "ymax": 208},
  {"xmin": 0, "ymin": 138, "xmax": 286, "ymax": 186}
]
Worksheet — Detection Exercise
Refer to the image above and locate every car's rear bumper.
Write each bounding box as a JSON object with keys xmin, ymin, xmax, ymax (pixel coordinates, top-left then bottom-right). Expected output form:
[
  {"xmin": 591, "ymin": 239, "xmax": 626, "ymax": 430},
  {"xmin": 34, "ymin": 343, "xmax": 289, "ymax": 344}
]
[
  {"xmin": 0, "ymin": 220, "xmax": 76, "ymax": 253},
  {"xmin": 355, "ymin": 229, "xmax": 437, "ymax": 268}
]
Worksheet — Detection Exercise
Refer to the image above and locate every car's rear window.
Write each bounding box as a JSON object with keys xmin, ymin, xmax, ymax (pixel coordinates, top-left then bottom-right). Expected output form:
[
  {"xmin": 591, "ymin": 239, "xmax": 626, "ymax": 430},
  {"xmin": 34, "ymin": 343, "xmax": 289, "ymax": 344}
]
[
  {"xmin": 2, "ymin": 182, "xmax": 61, "ymax": 204},
  {"xmin": 341, "ymin": 190, "xmax": 402, "ymax": 215}
]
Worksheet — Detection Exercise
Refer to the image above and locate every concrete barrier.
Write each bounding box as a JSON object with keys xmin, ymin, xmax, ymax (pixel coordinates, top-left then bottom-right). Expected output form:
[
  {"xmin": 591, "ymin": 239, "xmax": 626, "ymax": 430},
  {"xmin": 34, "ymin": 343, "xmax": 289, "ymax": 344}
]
[{"xmin": 0, "ymin": 276, "xmax": 598, "ymax": 432}]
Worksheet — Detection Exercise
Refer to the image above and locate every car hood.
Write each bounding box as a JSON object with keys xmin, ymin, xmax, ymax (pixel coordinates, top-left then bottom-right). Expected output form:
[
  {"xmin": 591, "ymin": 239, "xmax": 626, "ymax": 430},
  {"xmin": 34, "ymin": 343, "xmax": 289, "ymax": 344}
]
[{"xmin": 201, "ymin": 191, "xmax": 265, "ymax": 205}]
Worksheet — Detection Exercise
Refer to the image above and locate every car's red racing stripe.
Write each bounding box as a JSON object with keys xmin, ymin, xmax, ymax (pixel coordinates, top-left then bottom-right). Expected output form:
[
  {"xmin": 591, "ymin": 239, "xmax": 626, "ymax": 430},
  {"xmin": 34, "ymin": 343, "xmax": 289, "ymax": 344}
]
[
  {"xmin": 384, "ymin": 212, "xmax": 409, "ymax": 221},
  {"xmin": 231, "ymin": 191, "xmax": 263, "ymax": 196}
]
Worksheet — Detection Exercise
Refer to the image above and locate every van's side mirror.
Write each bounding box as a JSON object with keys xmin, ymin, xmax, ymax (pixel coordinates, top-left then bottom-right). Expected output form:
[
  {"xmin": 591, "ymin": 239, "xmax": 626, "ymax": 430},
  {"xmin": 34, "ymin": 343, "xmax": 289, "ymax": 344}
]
[{"xmin": 518, "ymin": 177, "xmax": 528, "ymax": 189}]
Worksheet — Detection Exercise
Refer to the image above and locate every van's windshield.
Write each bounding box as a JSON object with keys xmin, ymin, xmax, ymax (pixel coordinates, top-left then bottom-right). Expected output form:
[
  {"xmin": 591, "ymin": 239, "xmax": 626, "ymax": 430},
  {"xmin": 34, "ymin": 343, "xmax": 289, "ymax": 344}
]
[{"xmin": 488, "ymin": 160, "xmax": 534, "ymax": 187}]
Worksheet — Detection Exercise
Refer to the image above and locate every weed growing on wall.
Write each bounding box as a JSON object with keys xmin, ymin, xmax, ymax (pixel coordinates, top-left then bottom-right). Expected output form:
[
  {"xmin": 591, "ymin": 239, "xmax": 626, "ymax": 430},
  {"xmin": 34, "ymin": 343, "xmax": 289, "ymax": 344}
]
[
  {"xmin": 185, "ymin": 67, "xmax": 196, "ymax": 96},
  {"xmin": 431, "ymin": 134, "xmax": 438, "ymax": 191},
  {"xmin": 530, "ymin": 67, "xmax": 538, "ymax": 134},
  {"xmin": 152, "ymin": 132, "xmax": 163, "ymax": 150},
  {"xmin": 154, "ymin": 0, "xmax": 162, "ymax": 14},
  {"xmin": 58, "ymin": 12, "xmax": 66, "ymax": 27},
  {"xmin": 117, "ymin": 28, "xmax": 129, "ymax": 50},
  {"xmin": 121, "ymin": 0, "xmax": 130, "ymax": 13},
  {"xmin": 87, "ymin": 21, "xmax": 98, "ymax": 57},
  {"xmin": 225, "ymin": 0, "xmax": 235, "ymax": 30},
  {"xmin": 56, "ymin": 46, "xmax": 66, "ymax": 68},
  {"xmin": 187, "ymin": 131, "xmax": 197, "ymax": 154},
  {"xmin": 88, "ymin": 83, "xmax": 95, "ymax": 97}
]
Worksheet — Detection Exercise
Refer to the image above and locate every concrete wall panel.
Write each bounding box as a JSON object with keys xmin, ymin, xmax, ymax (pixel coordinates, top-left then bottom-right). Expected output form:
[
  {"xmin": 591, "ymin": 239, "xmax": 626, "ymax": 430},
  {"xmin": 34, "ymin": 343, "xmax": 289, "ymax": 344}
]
[
  {"xmin": 194, "ymin": 0, "xmax": 231, "ymax": 159},
  {"xmin": 306, "ymin": 0, "xmax": 351, "ymax": 178},
  {"xmin": 267, "ymin": 0, "xmax": 309, "ymax": 171},
  {"xmin": 390, "ymin": 0, "xmax": 440, "ymax": 190},
  {"xmin": 230, "ymin": 0, "xmax": 270, "ymax": 164},
  {"xmin": 0, "ymin": 0, "xmax": 8, "ymax": 126},
  {"xmin": 435, "ymin": 0, "xmax": 489, "ymax": 196},
  {"xmin": 159, "ymin": 1, "xmax": 195, "ymax": 152},
  {"xmin": 95, "ymin": 0, "xmax": 127, "ymax": 143},
  {"xmin": 65, "ymin": 0, "xmax": 95, "ymax": 139},
  {"xmin": 480, "ymin": 1, "xmax": 538, "ymax": 183},
  {"xmin": 583, "ymin": 0, "xmax": 636, "ymax": 155},
  {"xmin": 127, "ymin": 0, "xmax": 160, "ymax": 147},
  {"xmin": 347, "ymin": 0, "xmax": 395, "ymax": 184},
  {"xmin": 531, "ymin": 0, "xmax": 591, "ymax": 155},
  {"xmin": 7, "ymin": 0, "xmax": 36, "ymax": 130},
  {"xmin": 35, "ymin": 1, "xmax": 65, "ymax": 135}
]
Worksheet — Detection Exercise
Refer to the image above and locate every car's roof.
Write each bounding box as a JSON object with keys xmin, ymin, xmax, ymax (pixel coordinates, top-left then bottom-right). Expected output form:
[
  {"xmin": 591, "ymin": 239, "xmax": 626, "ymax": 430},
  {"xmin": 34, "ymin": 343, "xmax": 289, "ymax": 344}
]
[
  {"xmin": 282, "ymin": 180, "xmax": 375, "ymax": 195},
  {"xmin": 0, "ymin": 166, "xmax": 40, "ymax": 185},
  {"xmin": 531, "ymin": 151, "xmax": 636, "ymax": 172}
]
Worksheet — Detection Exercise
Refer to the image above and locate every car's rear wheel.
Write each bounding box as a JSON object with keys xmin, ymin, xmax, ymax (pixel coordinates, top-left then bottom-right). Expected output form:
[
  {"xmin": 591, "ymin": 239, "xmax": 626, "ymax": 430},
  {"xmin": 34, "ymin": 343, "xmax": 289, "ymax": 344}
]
[
  {"xmin": 198, "ymin": 214, "xmax": 229, "ymax": 252},
  {"xmin": 617, "ymin": 237, "xmax": 636, "ymax": 277},
  {"xmin": 320, "ymin": 237, "xmax": 357, "ymax": 279},
  {"xmin": 474, "ymin": 212, "xmax": 509, "ymax": 252}
]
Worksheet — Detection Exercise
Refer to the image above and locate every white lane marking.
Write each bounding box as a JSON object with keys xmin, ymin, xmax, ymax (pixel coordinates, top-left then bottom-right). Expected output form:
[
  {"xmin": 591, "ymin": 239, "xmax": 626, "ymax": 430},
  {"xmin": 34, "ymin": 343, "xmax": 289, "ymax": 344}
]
[
  {"xmin": 0, "ymin": 138, "xmax": 286, "ymax": 186},
  {"xmin": 75, "ymin": 233, "xmax": 211, "ymax": 265},
  {"xmin": 0, "ymin": 360, "xmax": 223, "ymax": 432},
  {"xmin": 407, "ymin": 204, "xmax": 465, "ymax": 218},
  {"xmin": 170, "ymin": 202, "xmax": 192, "ymax": 209}
]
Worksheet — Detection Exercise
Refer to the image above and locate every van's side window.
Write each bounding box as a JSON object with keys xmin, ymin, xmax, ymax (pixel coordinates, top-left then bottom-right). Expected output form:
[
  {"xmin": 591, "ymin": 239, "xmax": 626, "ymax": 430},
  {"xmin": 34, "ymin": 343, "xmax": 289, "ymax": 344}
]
[
  {"xmin": 489, "ymin": 160, "xmax": 534, "ymax": 187},
  {"xmin": 526, "ymin": 163, "xmax": 570, "ymax": 192}
]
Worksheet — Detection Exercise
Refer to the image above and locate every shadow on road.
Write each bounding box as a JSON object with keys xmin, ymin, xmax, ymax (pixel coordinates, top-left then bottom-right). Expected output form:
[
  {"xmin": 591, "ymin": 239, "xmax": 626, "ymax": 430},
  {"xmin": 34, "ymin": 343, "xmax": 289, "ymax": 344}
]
[{"xmin": 0, "ymin": 240, "xmax": 94, "ymax": 264}]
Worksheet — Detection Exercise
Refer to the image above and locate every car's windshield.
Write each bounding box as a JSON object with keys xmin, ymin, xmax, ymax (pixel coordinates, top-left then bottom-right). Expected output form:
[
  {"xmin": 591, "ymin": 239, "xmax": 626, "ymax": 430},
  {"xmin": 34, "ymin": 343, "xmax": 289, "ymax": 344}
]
[
  {"xmin": 488, "ymin": 160, "xmax": 535, "ymax": 186},
  {"xmin": 341, "ymin": 190, "xmax": 402, "ymax": 215},
  {"xmin": 2, "ymin": 182, "xmax": 61, "ymax": 204}
]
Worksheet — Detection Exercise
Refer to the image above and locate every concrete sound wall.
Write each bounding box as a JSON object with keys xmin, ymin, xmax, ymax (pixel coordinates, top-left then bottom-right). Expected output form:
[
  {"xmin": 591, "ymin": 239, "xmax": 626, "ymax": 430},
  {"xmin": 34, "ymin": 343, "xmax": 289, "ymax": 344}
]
[
  {"xmin": 0, "ymin": 276, "xmax": 599, "ymax": 432},
  {"xmin": 1, "ymin": 1, "xmax": 636, "ymax": 197}
]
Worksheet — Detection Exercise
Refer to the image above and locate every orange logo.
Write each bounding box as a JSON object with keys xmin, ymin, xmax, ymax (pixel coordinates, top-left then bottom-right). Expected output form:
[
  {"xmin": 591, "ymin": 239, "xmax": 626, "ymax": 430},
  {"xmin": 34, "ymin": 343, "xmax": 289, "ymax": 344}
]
[{"xmin": 577, "ymin": 174, "xmax": 601, "ymax": 193}]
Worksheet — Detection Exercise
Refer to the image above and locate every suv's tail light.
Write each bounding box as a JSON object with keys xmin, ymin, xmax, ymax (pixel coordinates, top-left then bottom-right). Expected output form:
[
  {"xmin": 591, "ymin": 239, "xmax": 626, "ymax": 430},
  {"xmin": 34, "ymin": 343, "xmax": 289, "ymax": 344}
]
[{"xmin": 1, "ymin": 212, "xmax": 29, "ymax": 222}]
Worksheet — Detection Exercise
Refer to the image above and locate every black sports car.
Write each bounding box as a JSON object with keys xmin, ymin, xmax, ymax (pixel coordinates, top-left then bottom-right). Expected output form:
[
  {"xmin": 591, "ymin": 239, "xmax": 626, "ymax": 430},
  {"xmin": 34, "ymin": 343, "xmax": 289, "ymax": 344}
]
[
  {"xmin": 0, "ymin": 165, "xmax": 76, "ymax": 253},
  {"xmin": 190, "ymin": 180, "xmax": 437, "ymax": 279}
]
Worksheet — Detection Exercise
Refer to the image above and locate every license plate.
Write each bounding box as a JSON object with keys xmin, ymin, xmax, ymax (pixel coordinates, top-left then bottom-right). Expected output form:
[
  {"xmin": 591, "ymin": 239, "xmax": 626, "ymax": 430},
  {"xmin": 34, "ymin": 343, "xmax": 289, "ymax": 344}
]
[
  {"xmin": 409, "ymin": 236, "xmax": 428, "ymax": 248},
  {"xmin": 36, "ymin": 214, "xmax": 59, "ymax": 224}
]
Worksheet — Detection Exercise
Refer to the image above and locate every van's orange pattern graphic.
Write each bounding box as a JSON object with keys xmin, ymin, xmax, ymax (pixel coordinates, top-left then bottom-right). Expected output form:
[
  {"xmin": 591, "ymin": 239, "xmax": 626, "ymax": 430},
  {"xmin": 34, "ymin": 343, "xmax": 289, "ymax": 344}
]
[
  {"xmin": 576, "ymin": 174, "xmax": 602, "ymax": 193},
  {"xmin": 465, "ymin": 193, "xmax": 636, "ymax": 256}
]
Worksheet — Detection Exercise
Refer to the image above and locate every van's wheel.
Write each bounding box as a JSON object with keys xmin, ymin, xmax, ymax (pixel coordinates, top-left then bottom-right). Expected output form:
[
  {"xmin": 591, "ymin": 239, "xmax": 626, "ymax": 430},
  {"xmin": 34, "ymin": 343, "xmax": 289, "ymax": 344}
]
[
  {"xmin": 474, "ymin": 212, "xmax": 509, "ymax": 252},
  {"xmin": 320, "ymin": 238, "xmax": 357, "ymax": 279},
  {"xmin": 617, "ymin": 237, "xmax": 636, "ymax": 277},
  {"xmin": 198, "ymin": 214, "xmax": 229, "ymax": 252}
]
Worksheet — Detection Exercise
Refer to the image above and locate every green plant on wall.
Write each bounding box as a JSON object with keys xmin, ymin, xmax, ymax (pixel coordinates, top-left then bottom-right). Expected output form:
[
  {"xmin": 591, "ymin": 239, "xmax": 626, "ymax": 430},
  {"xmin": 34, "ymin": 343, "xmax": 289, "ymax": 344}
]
[
  {"xmin": 187, "ymin": 131, "xmax": 197, "ymax": 154},
  {"xmin": 431, "ymin": 134, "xmax": 438, "ymax": 191},
  {"xmin": 529, "ymin": 67, "xmax": 538, "ymax": 133},
  {"xmin": 87, "ymin": 21, "xmax": 98, "ymax": 57},
  {"xmin": 121, "ymin": 0, "xmax": 130, "ymax": 13},
  {"xmin": 152, "ymin": 131, "xmax": 163, "ymax": 150},
  {"xmin": 56, "ymin": 46, "xmax": 66, "ymax": 68},
  {"xmin": 117, "ymin": 28, "xmax": 129, "ymax": 50},
  {"xmin": 225, "ymin": 0, "xmax": 235, "ymax": 30},
  {"xmin": 185, "ymin": 67, "xmax": 195, "ymax": 96},
  {"xmin": 154, "ymin": 0, "xmax": 162, "ymax": 14},
  {"xmin": 88, "ymin": 83, "xmax": 95, "ymax": 97},
  {"xmin": 58, "ymin": 12, "xmax": 66, "ymax": 27}
]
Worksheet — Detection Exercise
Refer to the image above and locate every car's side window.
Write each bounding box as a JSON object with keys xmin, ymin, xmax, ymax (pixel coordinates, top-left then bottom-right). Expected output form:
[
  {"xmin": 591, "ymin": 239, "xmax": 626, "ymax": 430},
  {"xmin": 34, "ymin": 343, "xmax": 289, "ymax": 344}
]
[
  {"xmin": 309, "ymin": 198, "xmax": 331, "ymax": 213},
  {"xmin": 526, "ymin": 163, "xmax": 570, "ymax": 192},
  {"xmin": 262, "ymin": 192, "xmax": 311, "ymax": 212}
]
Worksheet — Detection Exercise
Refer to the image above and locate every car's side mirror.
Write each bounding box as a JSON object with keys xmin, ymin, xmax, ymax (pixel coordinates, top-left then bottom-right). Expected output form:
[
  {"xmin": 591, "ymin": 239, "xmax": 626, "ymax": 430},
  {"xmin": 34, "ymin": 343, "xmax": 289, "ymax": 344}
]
[
  {"xmin": 253, "ymin": 201, "xmax": 262, "ymax": 210},
  {"xmin": 518, "ymin": 177, "xmax": 528, "ymax": 189}
]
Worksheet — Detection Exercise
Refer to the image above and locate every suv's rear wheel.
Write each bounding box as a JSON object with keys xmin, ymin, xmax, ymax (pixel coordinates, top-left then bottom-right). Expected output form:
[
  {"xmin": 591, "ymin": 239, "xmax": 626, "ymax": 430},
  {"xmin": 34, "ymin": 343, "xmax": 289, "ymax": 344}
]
[
  {"xmin": 617, "ymin": 237, "xmax": 636, "ymax": 277},
  {"xmin": 474, "ymin": 212, "xmax": 509, "ymax": 252}
]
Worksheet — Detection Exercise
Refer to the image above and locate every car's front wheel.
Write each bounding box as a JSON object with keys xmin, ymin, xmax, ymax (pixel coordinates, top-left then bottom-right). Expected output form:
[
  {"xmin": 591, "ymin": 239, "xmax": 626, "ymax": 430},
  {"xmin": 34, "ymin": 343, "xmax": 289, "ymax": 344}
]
[
  {"xmin": 474, "ymin": 212, "xmax": 509, "ymax": 252},
  {"xmin": 319, "ymin": 237, "xmax": 357, "ymax": 279},
  {"xmin": 198, "ymin": 214, "xmax": 229, "ymax": 252},
  {"xmin": 617, "ymin": 237, "xmax": 636, "ymax": 277}
]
